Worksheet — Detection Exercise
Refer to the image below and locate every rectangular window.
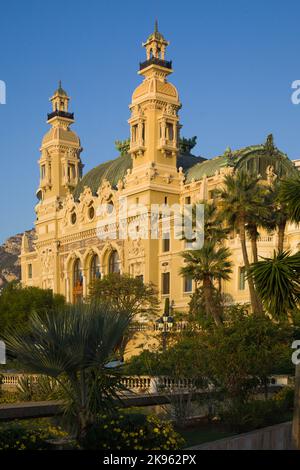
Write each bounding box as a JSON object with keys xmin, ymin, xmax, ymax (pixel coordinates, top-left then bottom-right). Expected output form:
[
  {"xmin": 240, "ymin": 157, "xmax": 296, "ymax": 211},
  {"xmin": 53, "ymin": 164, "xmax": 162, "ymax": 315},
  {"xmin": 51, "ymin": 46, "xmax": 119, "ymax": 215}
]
[
  {"xmin": 28, "ymin": 264, "xmax": 33, "ymax": 279},
  {"xmin": 41, "ymin": 165, "xmax": 46, "ymax": 179},
  {"xmin": 185, "ymin": 196, "xmax": 191, "ymax": 205},
  {"xmin": 162, "ymin": 272, "xmax": 170, "ymax": 295},
  {"xmin": 167, "ymin": 123, "xmax": 174, "ymax": 141},
  {"xmin": 239, "ymin": 266, "xmax": 246, "ymax": 290},
  {"xmin": 184, "ymin": 276, "xmax": 193, "ymax": 293},
  {"xmin": 132, "ymin": 124, "xmax": 138, "ymax": 142},
  {"xmin": 162, "ymin": 232, "xmax": 170, "ymax": 252}
]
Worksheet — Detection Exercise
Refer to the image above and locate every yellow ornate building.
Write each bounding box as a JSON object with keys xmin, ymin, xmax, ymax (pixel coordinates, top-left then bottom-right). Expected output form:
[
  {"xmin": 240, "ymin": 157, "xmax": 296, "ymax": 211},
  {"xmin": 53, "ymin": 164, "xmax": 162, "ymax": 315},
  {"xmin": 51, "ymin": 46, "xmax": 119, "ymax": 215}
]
[{"xmin": 21, "ymin": 25, "xmax": 299, "ymax": 315}]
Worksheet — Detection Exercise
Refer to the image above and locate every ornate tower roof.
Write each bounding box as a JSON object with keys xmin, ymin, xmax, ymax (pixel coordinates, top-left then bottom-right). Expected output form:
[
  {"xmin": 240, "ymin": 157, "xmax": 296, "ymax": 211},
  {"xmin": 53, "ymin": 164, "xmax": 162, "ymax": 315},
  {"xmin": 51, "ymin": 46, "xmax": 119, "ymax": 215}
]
[
  {"xmin": 52, "ymin": 80, "xmax": 68, "ymax": 97},
  {"xmin": 139, "ymin": 20, "xmax": 172, "ymax": 73}
]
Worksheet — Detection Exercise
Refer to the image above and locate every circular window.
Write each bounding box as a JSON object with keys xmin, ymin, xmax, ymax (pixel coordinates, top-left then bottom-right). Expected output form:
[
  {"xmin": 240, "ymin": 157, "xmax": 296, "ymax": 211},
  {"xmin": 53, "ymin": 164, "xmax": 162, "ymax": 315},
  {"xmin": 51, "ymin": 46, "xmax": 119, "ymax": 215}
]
[
  {"xmin": 71, "ymin": 211, "xmax": 77, "ymax": 225},
  {"xmin": 88, "ymin": 206, "xmax": 95, "ymax": 220}
]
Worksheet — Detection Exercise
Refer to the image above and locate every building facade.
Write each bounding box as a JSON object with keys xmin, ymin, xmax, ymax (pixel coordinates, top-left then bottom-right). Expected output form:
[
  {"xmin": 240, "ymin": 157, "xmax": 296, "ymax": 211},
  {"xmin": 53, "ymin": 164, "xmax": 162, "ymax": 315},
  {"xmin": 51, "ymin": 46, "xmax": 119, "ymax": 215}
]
[{"xmin": 21, "ymin": 25, "xmax": 299, "ymax": 316}]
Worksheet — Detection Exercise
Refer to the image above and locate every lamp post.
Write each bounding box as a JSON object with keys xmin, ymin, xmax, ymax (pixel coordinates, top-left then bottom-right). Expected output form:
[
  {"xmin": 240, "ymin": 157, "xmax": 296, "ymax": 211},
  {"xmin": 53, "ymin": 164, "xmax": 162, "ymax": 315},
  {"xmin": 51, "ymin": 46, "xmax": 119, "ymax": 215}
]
[{"xmin": 157, "ymin": 299, "xmax": 174, "ymax": 351}]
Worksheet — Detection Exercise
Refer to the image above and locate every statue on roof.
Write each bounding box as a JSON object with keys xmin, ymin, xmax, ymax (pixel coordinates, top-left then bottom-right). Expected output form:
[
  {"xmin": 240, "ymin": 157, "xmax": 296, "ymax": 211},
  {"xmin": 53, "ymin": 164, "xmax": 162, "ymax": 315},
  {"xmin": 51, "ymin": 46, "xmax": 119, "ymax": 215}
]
[
  {"xmin": 264, "ymin": 134, "xmax": 275, "ymax": 155},
  {"xmin": 115, "ymin": 139, "xmax": 130, "ymax": 156},
  {"xmin": 179, "ymin": 136, "xmax": 197, "ymax": 154}
]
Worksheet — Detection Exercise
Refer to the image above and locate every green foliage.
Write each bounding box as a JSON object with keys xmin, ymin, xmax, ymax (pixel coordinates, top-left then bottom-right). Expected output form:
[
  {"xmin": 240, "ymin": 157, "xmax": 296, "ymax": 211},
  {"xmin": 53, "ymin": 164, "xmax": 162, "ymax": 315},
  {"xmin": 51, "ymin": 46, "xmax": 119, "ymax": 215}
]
[
  {"xmin": 17, "ymin": 375, "xmax": 63, "ymax": 402},
  {"xmin": 179, "ymin": 136, "xmax": 197, "ymax": 154},
  {"xmin": 279, "ymin": 174, "xmax": 300, "ymax": 223},
  {"xmin": 115, "ymin": 139, "xmax": 130, "ymax": 156},
  {"xmin": 219, "ymin": 391, "xmax": 293, "ymax": 434},
  {"xmin": 80, "ymin": 412, "xmax": 185, "ymax": 450},
  {"xmin": 0, "ymin": 421, "xmax": 68, "ymax": 450},
  {"xmin": 89, "ymin": 273, "xmax": 159, "ymax": 319},
  {"xmin": 3, "ymin": 303, "xmax": 132, "ymax": 442},
  {"xmin": 248, "ymin": 250, "xmax": 300, "ymax": 318},
  {"xmin": 0, "ymin": 282, "xmax": 65, "ymax": 334},
  {"xmin": 204, "ymin": 314, "xmax": 292, "ymax": 402},
  {"xmin": 123, "ymin": 350, "xmax": 161, "ymax": 376}
]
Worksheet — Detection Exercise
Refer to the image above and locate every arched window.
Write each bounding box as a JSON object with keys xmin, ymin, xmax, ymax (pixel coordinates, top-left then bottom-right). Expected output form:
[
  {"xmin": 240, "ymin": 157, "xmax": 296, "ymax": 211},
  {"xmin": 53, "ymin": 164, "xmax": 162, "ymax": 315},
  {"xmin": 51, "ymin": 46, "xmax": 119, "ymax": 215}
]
[
  {"xmin": 109, "ymin": 250, "xmax": 120, "ymax": 274},
  {"xmin": 73, "ymin": 258, "xmax": 83, "ymax": 286},
  {"xmin": 90, "ymin": 254, "xmax": 101, "ymax": 280}
]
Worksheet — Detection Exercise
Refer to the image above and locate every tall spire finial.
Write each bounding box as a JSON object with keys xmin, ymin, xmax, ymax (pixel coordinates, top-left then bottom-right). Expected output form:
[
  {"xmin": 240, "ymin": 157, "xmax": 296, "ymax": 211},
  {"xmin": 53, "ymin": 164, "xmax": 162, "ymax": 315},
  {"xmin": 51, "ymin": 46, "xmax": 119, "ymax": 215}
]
[
  {"xmin": 58, "ymin": 80, "xmax": 62, "ymax": 89},
  {"xmin": 154, "ymin": 19, "xmax": 158, "ymax": 33}
]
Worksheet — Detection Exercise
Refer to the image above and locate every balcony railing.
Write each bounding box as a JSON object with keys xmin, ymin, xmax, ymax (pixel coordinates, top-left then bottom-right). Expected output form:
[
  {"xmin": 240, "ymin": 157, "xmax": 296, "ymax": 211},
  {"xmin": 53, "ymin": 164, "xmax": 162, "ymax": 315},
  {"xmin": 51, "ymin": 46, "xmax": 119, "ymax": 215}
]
[
  {"xmin": 47, "ymin": 110, "xmax": 74, "ymax": 120},
  {"xmin": 139, "ymin": 57, "xmax": 172, "ymax": 71}
]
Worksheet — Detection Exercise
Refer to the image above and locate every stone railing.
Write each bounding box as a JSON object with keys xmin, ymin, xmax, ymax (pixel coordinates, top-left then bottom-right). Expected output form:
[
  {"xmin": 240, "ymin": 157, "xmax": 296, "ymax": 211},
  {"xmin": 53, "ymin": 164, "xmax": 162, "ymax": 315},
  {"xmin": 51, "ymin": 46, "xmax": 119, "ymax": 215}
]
[
  {"xmin": 228, "ymin": 235, "xmax": 274, "ymax": 247},
  {"xmin": 1, "ymin": 373, "xmax": 39, "ymax": 389},
  {"xmin": 1, "ymin": 373, "xmax": 292, "ymax": 393}
]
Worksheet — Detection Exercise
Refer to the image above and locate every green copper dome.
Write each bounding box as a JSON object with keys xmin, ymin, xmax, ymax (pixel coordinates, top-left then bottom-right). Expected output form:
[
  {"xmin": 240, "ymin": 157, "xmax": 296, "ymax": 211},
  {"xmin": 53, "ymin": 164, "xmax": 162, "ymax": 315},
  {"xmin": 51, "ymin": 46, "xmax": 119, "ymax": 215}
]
[
  {"xmin": 185, "ymin": 137, "xmax": 296, "ymax": 183},
  {"xmin": 73, "ymin": 151, "xmax": 205, "ymax": 200}
]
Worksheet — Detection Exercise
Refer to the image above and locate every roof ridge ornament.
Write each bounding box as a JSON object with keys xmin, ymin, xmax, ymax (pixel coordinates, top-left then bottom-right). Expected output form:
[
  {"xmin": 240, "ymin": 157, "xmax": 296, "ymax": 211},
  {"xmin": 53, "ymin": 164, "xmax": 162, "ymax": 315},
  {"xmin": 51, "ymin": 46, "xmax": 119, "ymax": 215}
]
[{"xmin": 264, "ymin": 133, "xmax": 275, "ymax": 155}]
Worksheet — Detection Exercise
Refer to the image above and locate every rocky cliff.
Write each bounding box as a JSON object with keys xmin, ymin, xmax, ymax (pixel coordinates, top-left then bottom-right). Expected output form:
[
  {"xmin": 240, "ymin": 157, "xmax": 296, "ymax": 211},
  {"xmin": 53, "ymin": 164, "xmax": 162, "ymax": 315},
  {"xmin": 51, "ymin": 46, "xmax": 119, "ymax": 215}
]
[{"xmin": 0, "ymin": 229, "xmax": 35, "ymax": 289}]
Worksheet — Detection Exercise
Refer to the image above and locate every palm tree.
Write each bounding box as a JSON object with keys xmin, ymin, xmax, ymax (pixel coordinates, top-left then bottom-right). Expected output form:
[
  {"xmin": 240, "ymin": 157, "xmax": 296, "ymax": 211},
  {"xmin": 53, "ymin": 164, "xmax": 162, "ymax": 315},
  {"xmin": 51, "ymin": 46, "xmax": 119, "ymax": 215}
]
[
  {"xmin": 262, "ymin": 179, "xmax": 290, "ymax": 253},
  {"xmin": 218, "ymin": 171, "xmax": 266, "ymax": 314},
  {"xmin": 4, "ymin": 303, "xmax": 131, "ymax": 442},
  {"xmin": 279, "ymin": 174, "xmax": 300, "ymax": 224},
  {"xmin": 180, "ymin": 241, "xmax": 232, "ymax": 326},
  {"xmin": 248, "ymin": 250, "xmax": 300, "ymax": 319},
  {"xmin": 248, "ymin": 250, "xmax": 300, "ymax": 449}
]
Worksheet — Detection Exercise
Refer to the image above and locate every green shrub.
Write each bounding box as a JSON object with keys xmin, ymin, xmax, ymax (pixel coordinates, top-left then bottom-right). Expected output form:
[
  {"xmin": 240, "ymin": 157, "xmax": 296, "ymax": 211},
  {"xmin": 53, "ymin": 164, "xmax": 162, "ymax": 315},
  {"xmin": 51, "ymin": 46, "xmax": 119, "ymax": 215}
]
[
  {"xmin": 0, "ymin": 421, "xmax": 68, "ymax": 450},
  {"xmin": 17, "ymin": 375, "xmax": 62, "ymax": 402},
  {"xmin": 219, "ymin": 389, "xmax": 294, "ymax": 434},
  {"xmin": 80, "ymin": 412, "xmax": 185, "ymax": 450},
  {"xmin": 272, "ymin": 386, "xmax": 294, "ymax": 412}
]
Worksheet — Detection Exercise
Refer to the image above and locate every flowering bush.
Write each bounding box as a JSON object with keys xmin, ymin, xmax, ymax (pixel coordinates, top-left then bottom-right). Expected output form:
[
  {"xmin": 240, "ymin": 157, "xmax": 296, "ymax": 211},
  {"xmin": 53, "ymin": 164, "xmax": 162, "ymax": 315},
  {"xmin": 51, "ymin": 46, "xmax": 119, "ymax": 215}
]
[
  {"xmin": 0, "ymin": 421, "xmax": 68, "ymax": 450},
  {"xmin": 80, "ymin": 412, "xmax": 185, "ymax": 450}
]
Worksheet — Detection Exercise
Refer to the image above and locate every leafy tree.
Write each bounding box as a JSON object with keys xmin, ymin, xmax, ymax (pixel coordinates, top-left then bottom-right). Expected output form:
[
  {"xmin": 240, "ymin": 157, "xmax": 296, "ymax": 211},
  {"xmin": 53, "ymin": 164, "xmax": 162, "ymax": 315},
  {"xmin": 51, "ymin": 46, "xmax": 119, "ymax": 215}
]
[
  {"xmin": 0, "ymin": 282, "xmax": 65, "ymax": 334},
  {"xmin": 204, "ymin": 314, "xmax": 292, "ymax": 402},
  {"xmin": 3, "ymin": 303, "xmax": 132, "ymax": 443},
  {"xmin": 89, "ymin": 273, "xmax": 159, "ymax": 319}
]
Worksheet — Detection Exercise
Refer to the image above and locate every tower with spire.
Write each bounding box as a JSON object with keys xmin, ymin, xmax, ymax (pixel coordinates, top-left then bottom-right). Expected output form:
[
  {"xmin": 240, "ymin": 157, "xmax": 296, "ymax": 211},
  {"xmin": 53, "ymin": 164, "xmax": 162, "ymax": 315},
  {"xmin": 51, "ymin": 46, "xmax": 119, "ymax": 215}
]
[
  {"xmin": 37, "ymin": 82, "xmax": 83, "ymax": 202},
  {"xmin": 128, "ymin": 21, "xmax": 181, "ymax": 171}
]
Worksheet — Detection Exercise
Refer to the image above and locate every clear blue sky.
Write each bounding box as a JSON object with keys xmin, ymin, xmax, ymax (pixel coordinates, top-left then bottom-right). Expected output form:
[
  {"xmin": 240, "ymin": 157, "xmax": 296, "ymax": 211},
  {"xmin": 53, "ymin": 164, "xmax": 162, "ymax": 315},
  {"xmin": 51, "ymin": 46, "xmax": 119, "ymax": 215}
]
[{"xmin": 1, "ymin": 0, "xmax": 300, "ymax": 243}]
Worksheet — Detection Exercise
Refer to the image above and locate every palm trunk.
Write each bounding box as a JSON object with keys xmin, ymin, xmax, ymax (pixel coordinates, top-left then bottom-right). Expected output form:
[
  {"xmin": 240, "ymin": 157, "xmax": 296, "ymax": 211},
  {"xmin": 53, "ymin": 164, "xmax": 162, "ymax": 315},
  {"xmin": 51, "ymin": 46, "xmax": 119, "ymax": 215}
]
[
  {"xmin": 292, "ymin": 363, "xmax": 300, "ymax": 449},
  {"xmin": 239, "ymin": 221, "xmax": 262, "ymax": 315},
  {"xmin": 203, "ymin": 276, "xmax": 222, "ymax": 326},
  {"xmin": 250, "ymin": 236, "xmax": 258, "ymax": 263},
  {"xmin": 277, "ymin": 220, "xmax": 286, "ymax": 253}
]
